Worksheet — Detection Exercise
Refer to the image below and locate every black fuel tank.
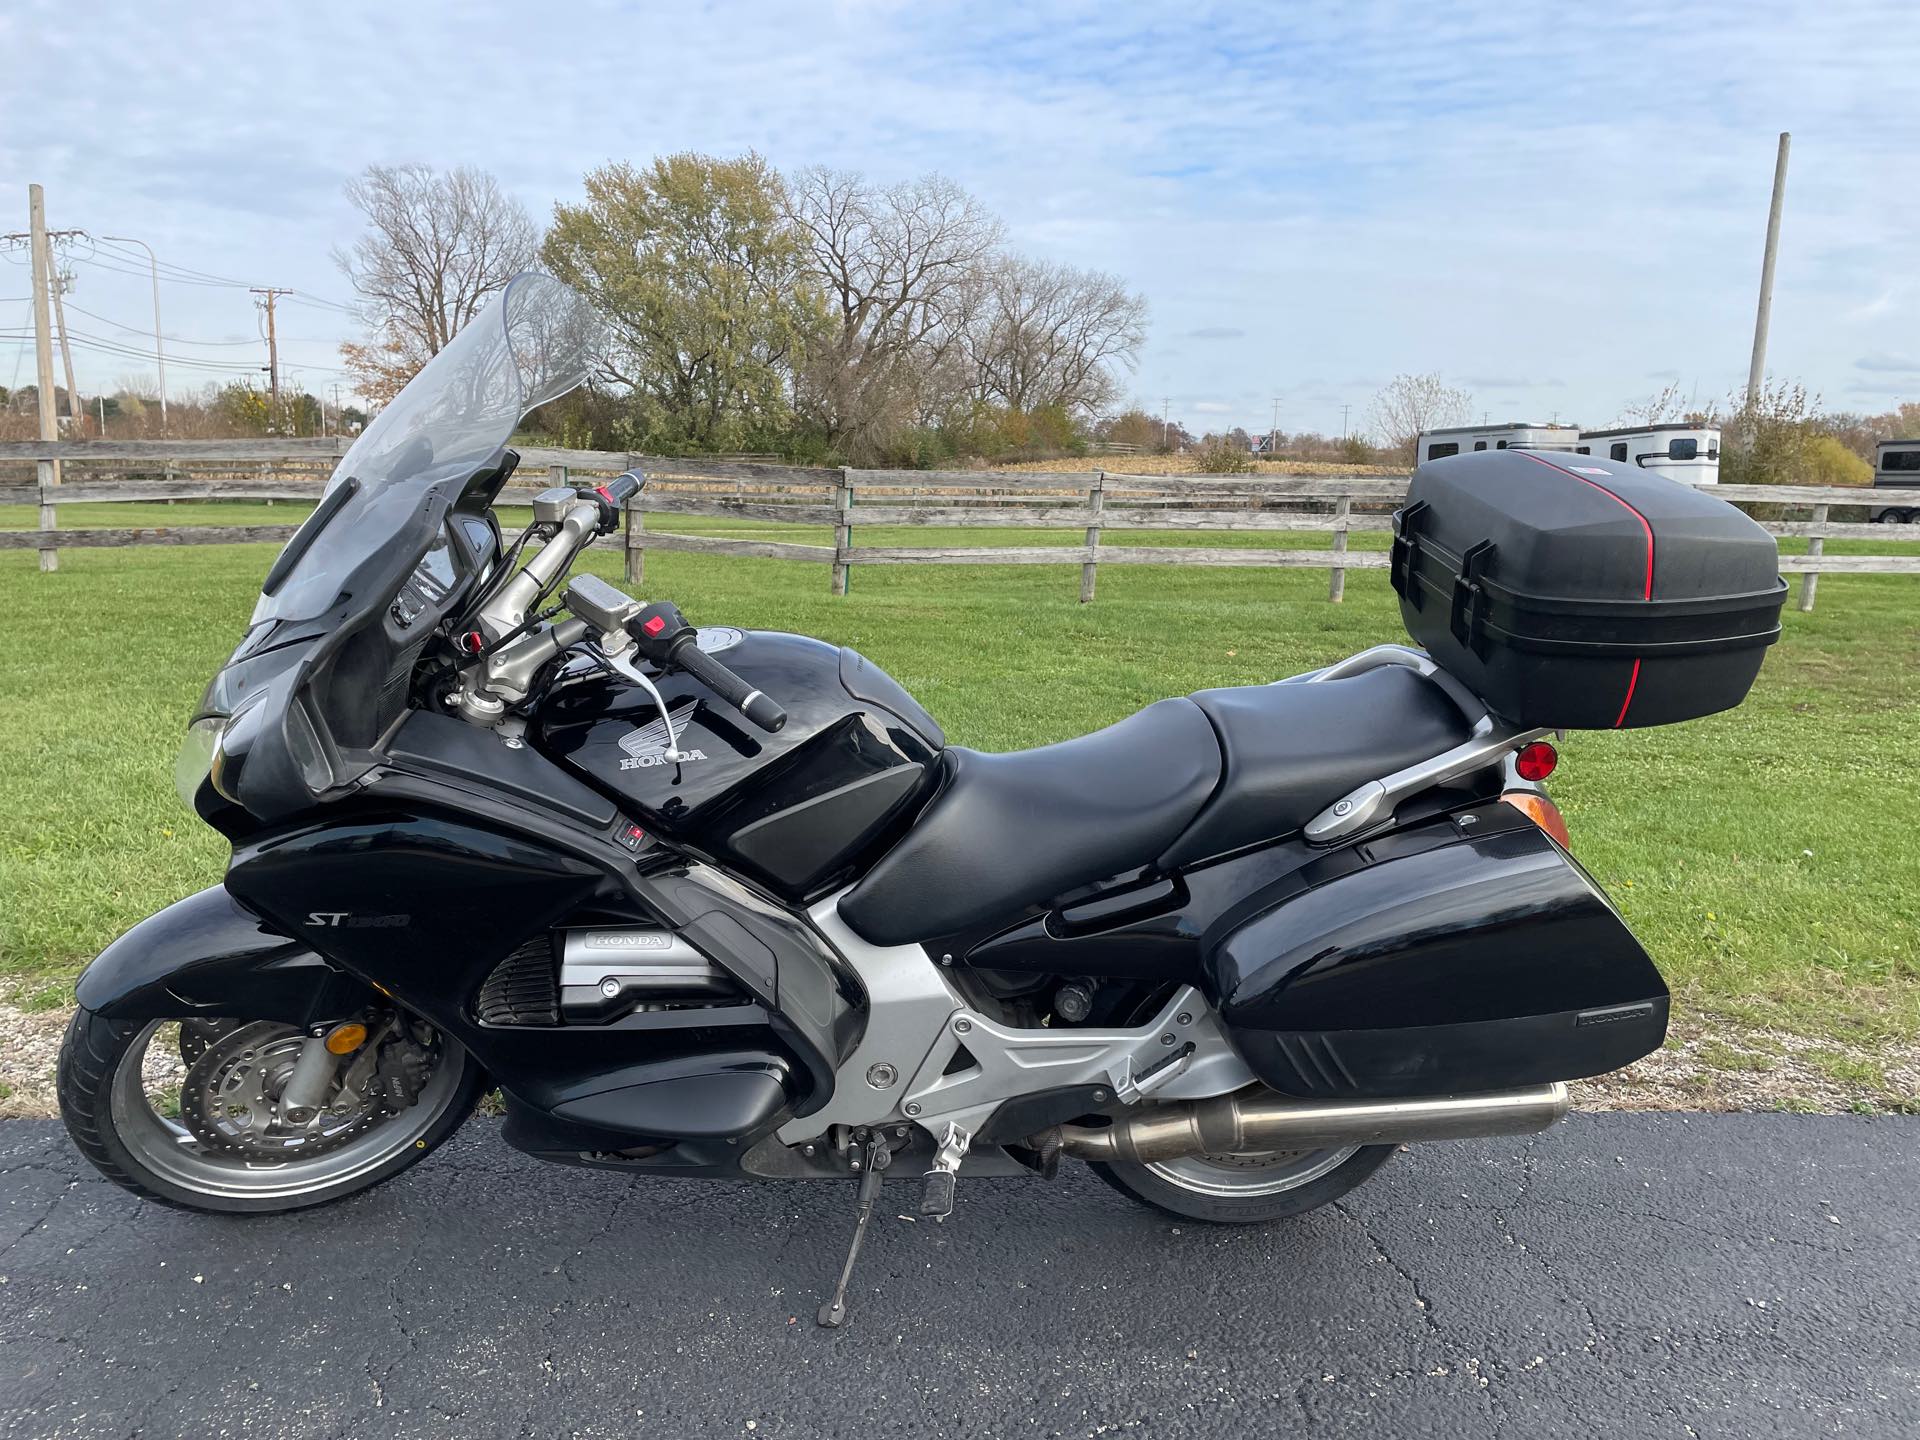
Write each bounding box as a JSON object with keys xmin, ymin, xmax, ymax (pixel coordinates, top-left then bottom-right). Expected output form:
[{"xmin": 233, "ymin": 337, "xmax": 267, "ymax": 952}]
[{"xmin": 535, "ymin": 631, "xmax": 944, "ymax": 900}]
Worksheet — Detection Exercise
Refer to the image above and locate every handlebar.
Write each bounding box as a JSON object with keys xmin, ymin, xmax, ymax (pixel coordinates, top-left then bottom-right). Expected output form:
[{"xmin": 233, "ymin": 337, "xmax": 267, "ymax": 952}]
[
  {"xmin": 584, "ymin": 470, "xmax": 645, "ymax": 535},
  {"xmin": 627, "ymin": 600, "xmax": 787, "ymax": 733},
  {"xmin": 672, "ymin": 638, "xmax": 788, "ymax": 732}
]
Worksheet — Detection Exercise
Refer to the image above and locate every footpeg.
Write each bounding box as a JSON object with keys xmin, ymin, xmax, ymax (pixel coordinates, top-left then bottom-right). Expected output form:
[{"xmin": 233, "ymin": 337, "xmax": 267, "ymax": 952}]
[
  {"xmin": 918, "ymin": 1122, "xmax": 971, "ymax": 1220},
  {"xmin": 920, "ymin": 1170, "xmax": 957, "ymax": 1219}
]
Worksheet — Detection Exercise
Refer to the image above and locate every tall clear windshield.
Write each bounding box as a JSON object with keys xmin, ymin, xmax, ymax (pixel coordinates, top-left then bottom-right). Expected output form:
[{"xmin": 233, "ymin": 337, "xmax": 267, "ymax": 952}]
[{"xmin": 253, "ymin": 273, "xmax": 601, "ymax": 624}]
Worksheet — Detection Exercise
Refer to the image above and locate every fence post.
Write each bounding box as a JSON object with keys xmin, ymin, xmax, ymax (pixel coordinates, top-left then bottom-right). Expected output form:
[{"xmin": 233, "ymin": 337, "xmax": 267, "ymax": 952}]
[
  {"xmin": 625, "ymin": 496, "xmax": 645, "ymax": 587},
  {"xmin": 1080, "ymin": 470, "xmax": 1106, "ymax": 603},
  {"xmin": 1798, "ymin": 502, "xmax": 1827, "ymax": 613},
  {"xmin": 37, "ymin": 454, "xmax": 59, "ymax": 573},
  {"xmin": 832, "ymin": 467, "xmax": 853, "ymax": 596},
  {"xmin": 1327, "ymin": 495, "xmax": 1353, "ymax": 602}
]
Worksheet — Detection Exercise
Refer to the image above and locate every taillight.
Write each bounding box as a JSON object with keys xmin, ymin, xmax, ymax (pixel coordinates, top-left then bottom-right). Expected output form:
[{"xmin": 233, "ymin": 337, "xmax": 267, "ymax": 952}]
[
  {"xmin": 1501, "ymin": 790, "xmax": 1571, "ymax": 848},
  {"xmin": 1514, "ymin": 740, "xmax": 1558, "ymax": 782}
]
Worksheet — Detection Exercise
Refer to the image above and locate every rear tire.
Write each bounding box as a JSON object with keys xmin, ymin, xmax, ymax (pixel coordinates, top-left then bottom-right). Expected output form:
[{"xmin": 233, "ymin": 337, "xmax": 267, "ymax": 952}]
[
  {"xmin": 58, "ymin": 1007, "xmax": 486, "ymax": 1215},
  {"xmin": 1090, "ymin": 1144, "xmax": 1396, "ymax": 1224}
]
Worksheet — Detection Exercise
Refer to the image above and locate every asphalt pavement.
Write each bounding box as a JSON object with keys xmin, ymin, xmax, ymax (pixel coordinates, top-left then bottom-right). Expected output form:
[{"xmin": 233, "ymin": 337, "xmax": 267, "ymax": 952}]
[{"xmin": 2, "ymin": 1113, "xmax": 1916, "ymax": 1439}]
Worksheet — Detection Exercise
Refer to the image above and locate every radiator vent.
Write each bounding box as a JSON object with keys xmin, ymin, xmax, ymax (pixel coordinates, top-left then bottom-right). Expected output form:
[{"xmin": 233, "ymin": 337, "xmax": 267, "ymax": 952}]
[{"xmin": 477, "ymin": 937, "xmax": 560, "ymax": 1027}]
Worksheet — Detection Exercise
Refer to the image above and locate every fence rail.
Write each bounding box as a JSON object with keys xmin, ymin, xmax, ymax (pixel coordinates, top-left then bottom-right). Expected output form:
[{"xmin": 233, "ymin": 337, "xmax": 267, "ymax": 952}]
[{"xmin": 4, "ymin": 441, "xmax": 1919, "ymax": 612}]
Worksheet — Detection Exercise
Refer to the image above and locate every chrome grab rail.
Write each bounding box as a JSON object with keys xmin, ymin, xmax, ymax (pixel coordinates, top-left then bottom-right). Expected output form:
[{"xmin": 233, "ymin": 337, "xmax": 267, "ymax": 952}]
[{"xmin": 1273, "ymin": 644, "xmax": 1545, "ymax": 845}]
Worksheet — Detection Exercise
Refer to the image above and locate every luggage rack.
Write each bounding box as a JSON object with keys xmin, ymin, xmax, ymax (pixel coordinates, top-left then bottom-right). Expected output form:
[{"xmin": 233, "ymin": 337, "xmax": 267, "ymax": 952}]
[{"xmin": 1277, "ymin": 645, "xmax": 1548, "ymax": 845}]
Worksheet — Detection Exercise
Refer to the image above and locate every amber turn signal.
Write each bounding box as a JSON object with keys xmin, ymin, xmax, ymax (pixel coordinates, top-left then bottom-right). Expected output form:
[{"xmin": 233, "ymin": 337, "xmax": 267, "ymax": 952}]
[
  {"xmin": 324, "ymin": 1022, "xmax": 369, "ymax": 1055},
  {"xmin": 1500, "ymin": 790, "xmax": 1571, "ymax": 849}
]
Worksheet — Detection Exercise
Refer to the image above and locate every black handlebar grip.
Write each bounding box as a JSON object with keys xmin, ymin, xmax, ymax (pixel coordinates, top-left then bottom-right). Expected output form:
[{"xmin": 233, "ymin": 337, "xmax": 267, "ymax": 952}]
[
  {"xmin": 600, "ymin": 470, "xmax": 644, "ymax": 505},
  {"xmin": 669, "ymin": 636, "xmax": 788, "ymax": 733},
  {"xmin": 585, "ymin": 471, "xmax": 644, "ymax": 535}
]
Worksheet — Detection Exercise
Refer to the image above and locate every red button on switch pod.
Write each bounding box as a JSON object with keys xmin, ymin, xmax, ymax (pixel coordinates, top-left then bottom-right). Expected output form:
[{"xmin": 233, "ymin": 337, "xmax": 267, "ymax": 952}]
[{"xmin": 643, "ymin": 615, "xmax": 667, "ymax": 636}]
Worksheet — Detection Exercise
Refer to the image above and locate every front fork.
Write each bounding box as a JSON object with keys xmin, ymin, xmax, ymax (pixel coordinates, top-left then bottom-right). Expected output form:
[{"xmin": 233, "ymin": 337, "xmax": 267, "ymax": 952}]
[{"xmin": 275, "ymin": 1015, "xmax": 394, "ymax": 1126}]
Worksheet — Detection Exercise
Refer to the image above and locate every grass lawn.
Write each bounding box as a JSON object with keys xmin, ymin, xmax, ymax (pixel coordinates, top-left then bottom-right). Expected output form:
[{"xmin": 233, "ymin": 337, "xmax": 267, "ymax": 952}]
[{"xmin": 2, "ymin": 504, "xmax": 1916, "ymax": 1082}]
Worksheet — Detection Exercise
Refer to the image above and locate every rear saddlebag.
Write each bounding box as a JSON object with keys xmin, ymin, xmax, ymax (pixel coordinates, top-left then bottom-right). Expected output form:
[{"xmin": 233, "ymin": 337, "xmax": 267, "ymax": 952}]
[
  {"xmin": 1203, "ymin": 804, "xmax": 1667, "ymax": 1099},
  {"xmin": 1390, "ymin": 449, "xmax": 1786, "ymax": 729}
]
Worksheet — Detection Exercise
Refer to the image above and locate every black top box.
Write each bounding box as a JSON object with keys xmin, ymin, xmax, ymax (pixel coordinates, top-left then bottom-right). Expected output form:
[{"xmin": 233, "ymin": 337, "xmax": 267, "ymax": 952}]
[{"xmin": 1390, "ymin": 450, "xmax": 1786, "ymax": 730}]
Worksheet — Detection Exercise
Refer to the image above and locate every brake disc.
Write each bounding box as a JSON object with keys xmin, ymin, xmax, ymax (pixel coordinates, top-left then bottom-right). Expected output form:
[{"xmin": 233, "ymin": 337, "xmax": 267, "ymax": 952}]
[
  {"xmin": 177, "ymin": 1017, "xmax": 241, "ymax": 1068},
  {"xmin": 178, "ymin": 1021, "xmax": 380, "ymax": 1161}
]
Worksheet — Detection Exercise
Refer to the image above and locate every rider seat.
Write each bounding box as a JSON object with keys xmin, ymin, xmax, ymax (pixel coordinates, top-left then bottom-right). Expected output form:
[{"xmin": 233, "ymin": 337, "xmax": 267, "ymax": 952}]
[{"xmin": 838, "ymin": 668, "xmax": 1471, "ymax": 946}]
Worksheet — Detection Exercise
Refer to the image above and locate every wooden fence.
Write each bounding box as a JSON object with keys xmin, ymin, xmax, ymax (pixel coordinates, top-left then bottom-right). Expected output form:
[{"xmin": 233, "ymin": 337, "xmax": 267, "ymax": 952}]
[{"xmin": 3, "ymin": 440, "xmax": 1919, "ymax": 614}]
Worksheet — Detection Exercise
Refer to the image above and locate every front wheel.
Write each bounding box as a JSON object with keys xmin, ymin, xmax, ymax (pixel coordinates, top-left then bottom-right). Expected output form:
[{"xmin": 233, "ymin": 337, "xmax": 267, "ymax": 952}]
[
  {"xmin": 58, "ymin": 1006, "xmax": 486, "ymax": 1215},
  {"xmin": 1090, "ymin": 1144, "xmax": 1396, "ymax": 1224}
]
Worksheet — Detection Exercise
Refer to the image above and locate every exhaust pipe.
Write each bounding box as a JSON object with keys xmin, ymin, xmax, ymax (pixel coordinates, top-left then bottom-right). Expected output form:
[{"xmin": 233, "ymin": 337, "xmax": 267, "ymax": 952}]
[{"xmin": 1055, "ymin": 1082, "xmax": 1571, "ymax": 1164}]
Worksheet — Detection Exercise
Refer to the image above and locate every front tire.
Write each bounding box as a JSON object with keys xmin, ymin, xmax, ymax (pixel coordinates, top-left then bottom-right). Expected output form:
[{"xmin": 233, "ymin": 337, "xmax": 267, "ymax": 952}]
[
  {"xmin": 1090, "ymin": 1144, "xmax": 1396, "ymax": 1224},
  {"xmin": 58, "ymin": 1007, "xmax": 486, "ymax": 1215}
]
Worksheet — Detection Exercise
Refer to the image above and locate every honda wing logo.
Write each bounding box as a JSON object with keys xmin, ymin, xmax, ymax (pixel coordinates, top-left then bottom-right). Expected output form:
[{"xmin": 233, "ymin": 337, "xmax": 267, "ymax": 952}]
[{"xmin": 617, "ymin": 706, "xmax": 706, "ymax": 771}]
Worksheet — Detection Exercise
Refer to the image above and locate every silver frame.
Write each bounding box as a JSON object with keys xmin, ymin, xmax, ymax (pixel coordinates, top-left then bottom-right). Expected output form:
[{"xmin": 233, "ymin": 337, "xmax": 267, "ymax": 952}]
[{"xmin": 778, "ymin": 898, "xmax": 1257, "ymax": 1145}]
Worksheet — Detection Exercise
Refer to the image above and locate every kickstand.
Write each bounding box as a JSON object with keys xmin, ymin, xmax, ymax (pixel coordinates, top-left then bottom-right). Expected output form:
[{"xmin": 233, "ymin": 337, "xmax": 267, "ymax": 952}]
[{"xmin": 817, "ymin": 1132, "xmax": 891, "ymax": 1328}]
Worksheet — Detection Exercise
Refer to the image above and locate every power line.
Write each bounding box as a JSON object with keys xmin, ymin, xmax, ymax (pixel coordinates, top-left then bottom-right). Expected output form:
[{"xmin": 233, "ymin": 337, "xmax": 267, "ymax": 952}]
[
  {"xmin": 56, "ymin": 246, "xmax": 359, "ymax": 316},
  {"xmin": 88, "ymin": 236, "xmax": 267, "ymax": 289},
  {"xmin": 0, "ymin": 333, "xmax": 276, "ymax": 376},
  {"xmin": 61, "ymin": 297, "xmax": 331, "ymax": 348},
  {"xmin": 279, "ymin": 292, "xmax": 360, "ymax": 316},
  {"xmin": 1, "ymin": 329, "xmax": 348, "ymax": 377}
]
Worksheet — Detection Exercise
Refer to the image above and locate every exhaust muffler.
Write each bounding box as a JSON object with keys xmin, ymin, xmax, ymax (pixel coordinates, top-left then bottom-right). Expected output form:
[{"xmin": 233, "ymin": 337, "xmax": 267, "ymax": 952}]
[{"xmin": 1055, "ymin": 1082, "xmax": 1571, "ymax": 1163}]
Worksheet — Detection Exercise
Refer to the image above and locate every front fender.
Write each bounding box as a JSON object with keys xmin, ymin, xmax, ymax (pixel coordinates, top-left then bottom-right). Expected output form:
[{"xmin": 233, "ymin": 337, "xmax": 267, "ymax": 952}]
[{"xmin": 75, "ymin": 884, "xmax": 375, "ymax": 1023}]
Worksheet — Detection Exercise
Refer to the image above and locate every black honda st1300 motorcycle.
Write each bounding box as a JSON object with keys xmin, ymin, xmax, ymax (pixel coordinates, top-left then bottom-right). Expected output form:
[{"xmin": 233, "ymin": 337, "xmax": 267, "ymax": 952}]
[{"xmin": 58, "ymin": 274, "xmax": 1788, "ymax": 1325}]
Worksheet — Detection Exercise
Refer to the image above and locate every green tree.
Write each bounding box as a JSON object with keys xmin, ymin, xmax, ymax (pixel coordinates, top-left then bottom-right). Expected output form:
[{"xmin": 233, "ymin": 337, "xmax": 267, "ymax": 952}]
[
  {"xmin": 212, "ymin": 383, "xmax": 270, "ymax": 434},
  {"xmin": 543, "ymin": 153, "xmax": 824, "ymax": 452},
  {"xmin": 1718, "ymin": 379, "xmax": 1820, "ymax": 487},
  {"xmin": 1804, "ymin": 434, "xmax": 1872, "ymax": 487}
]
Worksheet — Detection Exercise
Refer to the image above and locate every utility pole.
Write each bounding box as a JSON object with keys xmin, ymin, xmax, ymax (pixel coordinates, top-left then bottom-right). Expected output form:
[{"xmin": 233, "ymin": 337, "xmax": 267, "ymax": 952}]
[
  {"xmin": 1161, "ymin": 397, "xmax": 1170, "ymax": 451},
  {"xmin": 1747, "ymin": 131, "xmax": 1791, "ymax": 407},
  {"xmin": 103, "ymin": 235, "xmax": 167, "ymax": 428},
  {"xmin": 1270, "ymin": 397, "xmax": 1282, "ymax": 454},
  {"xmin": 48, "ymin": 263, "xmax": 82, "ymax": 431},
  {"xmin": 27, "ymin": 185, "xmax": 60, "ymax": 573},
  {"xmin": 3, "ymin": 215, "xmax": 85, "ymax": 433},
  {"xmin": 251, "ymin": 286, "xmax": 292, "ymax": 426},
  {"xmin": 1340, "ymin": 404, "xmax": 1351, "ymax": 439}
]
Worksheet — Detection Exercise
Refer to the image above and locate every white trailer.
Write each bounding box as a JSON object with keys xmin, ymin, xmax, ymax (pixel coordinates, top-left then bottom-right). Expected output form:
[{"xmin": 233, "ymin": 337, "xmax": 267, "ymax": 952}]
[
  {"xmin": 1579, "ymin": 424, "xmax": 1722, "ymax": 484},
  {"xmin": 1415, "ymin": 423, "xmax": 1584, "ymax": 465},
  {"xmin": 1869, "ymin": 438, "xmax": 1920, "ymax": 523}
]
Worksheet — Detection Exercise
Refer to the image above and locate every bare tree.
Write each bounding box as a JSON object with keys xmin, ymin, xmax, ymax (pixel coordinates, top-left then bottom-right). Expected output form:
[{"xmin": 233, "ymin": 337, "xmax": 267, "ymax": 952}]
[
  {"xmin": 1366, "ymin": 373, "xmax": 1472, "ymax": 462},
  {"xmin": 786, "ymin": 167, "xmax": 1001, "ymax": 454},
  {"xmin": 964, "ymin": 257, "xmax": 1145, "ymax": 416},
  {"xmin": 1613, "ymin": 381, "xmax": 1687, "ymax": 428},
  {"xmin": 335, "ymin": 164, "xmax": 538, "ymax": 403}
]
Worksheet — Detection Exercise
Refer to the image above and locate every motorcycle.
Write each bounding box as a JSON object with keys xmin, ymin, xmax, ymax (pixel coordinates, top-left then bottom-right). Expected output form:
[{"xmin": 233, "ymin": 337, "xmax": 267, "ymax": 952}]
[{"xmin": 58, "ymin": 273, "xmax": 1785, "ymax": 1326}]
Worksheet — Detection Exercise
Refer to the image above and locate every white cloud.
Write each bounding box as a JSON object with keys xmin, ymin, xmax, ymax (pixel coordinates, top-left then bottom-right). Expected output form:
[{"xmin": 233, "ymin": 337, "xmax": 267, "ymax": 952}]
[{"xmin": 1856, "ymin": 352, "xmax": 1920, "ymax": 374}]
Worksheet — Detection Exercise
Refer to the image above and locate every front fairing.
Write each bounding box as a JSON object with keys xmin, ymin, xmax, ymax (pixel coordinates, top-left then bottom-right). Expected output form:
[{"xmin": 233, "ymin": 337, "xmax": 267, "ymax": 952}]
[{"xmin": 179, "ymin": 273, "xmax": 602, "ymax": 825}]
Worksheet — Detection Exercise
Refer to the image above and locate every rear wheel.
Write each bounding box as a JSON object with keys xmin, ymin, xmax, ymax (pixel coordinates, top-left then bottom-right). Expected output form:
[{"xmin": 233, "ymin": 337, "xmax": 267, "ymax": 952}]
[
  {"xmin": 1091, "ymin": 1144, "xmax": 1396, "ymax": 1223},
  {"xmin": 58, "ymin": 1007, "xmax": 486, "ymax": 1215}
]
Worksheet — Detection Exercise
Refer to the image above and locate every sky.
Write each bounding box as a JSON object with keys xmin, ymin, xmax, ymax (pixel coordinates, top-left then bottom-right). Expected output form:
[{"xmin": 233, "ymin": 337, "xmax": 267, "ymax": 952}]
[{"xmin": 3, "ymin": 0, "xmax": 1918, "ymax": 439}]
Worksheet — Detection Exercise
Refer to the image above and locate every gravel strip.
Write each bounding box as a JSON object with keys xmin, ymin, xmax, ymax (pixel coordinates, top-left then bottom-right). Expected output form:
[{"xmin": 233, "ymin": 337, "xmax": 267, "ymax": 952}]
[{"xmin": 4, "ymin": 983, "xmax": 1913, "ymax": 1120}]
